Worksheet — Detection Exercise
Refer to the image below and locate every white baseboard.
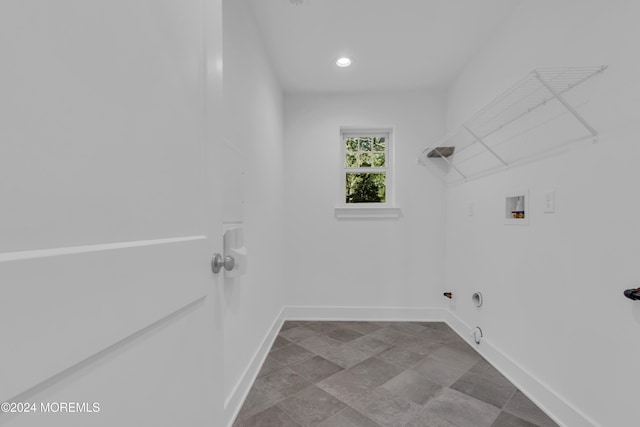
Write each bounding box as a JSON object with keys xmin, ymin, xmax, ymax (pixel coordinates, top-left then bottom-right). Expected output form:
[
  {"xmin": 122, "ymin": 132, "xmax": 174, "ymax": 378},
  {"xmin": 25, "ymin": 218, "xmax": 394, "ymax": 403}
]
[
  {"xmin": 224, "ymin": 306, "xmax": 597, "ymax": 427},
  {"xmin": 224, "ymin": 307, "xmax": 285, "ymax": 427},
  {"xmin": 283, "ymin": 305, "xmax": 447, "ymax": 322},
  {"xmin": 445, "ymin": 311, "xmax": 599, "ymax": 427}
]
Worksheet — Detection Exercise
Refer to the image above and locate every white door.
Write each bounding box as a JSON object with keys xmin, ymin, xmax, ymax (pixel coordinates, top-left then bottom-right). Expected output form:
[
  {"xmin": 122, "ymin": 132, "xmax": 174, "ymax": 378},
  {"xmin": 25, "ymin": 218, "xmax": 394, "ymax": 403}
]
[{"xmin": 0, "ymin": 1, "xmax": 223, "ymax": 426}]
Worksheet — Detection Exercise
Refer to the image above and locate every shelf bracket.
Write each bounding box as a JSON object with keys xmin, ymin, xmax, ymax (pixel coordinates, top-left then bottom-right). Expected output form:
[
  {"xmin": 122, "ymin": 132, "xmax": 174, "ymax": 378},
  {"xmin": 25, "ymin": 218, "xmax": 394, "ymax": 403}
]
[
  {"xmin": 424, "ymin": 148, "xmax": 467, "ymax": 181},
  {"xmin": 462, "ymin": 125, "xmax": 509, "ymax": 168},
  {"xmin": 440, "ymin": 153, "xmax": 467, "ymax": 181},
  {"xmin": 533, "ymin": 71, "xmax": 599, "ymax": 142}
]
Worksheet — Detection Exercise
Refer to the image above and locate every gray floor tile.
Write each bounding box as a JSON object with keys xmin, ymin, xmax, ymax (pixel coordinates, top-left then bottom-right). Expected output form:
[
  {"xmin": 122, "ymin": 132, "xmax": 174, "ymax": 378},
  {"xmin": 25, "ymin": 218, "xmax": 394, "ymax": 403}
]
[
  {"xmin": 325, "ymin": 327, "xmax": 364, "ymax": 343},
  {"xmin": 349, "ymin": 387, "xmax": 423, "ymax": 427},
  {"xmin": 372, "ymin": 321, "xmax": 401, "ymax": 327},
  {"xmin": 337, "ymin": 321, "xmax": 385, "ymax": 334},
  {"xmin": 389, "ymin": 322, "xmax": 428, "ymax": 336},
  {"xmin": 235, "ymin": 386, "xmax": 278, "ymax": 421},
  {"xmin": 424, "ymin": 322, "xmax": 451, "ymax": 332},
  {"xmin": 408, "ymin": 321, "xmax": 431, "ymax": 330},
  {"xmin": 429, "ymin": 345, "xmax": 481, "ymax": 371},
  {"xmin": 317, "ymin": 407, "xmax": 381, "ymax": 427},
  {"xmin": 236, "ymin": 369, "xmax": 311, "ymax": 420},
  {"xmin": 446, "ymin": 334, "xmax": 477, "ymax": 352},
  {"xmin": 259, "ymin": 368, "xmax": 313, "ymax": 399},
  {"xmin": 411, "ymin": 355, "xmax": 469, "ymax": 387},
  {"xmin": 382, "ymin": 370, "xmax": 443, "ymax": 405},
  {"xmin": 405, "ymin": 408, "xmax": 460, "ymax": 427},
  {"xmin": 289, "ymin": 355, "xmax": 344, "ymax": 383},
  {"xmin": 425, "ymin": 388, "xmax": 501, "ymax": 427},
  {"xmin": 234, "ymin": 322, "xmax": 556, "ymax": 427},
  {"xmin": 368, "ymin": 327, "xmax": 411, "ymax": 346},
  {"xmin": 469, "ymin": 358, "xmax": 512, "ymax": 385},
  {"xmin": 233, "ymin": 405, "xmax": 302, "ymax": 427},
  {"xmin": 281, "ymin": 321, "xmax": 304, "ymax": 331},
  {"xmin": 344, "ymin": 335, "xmax": 392, "ymax": 357},
  {"xmin": 257, "ymin": 356, "xmax": 285, "ymax": 378},
  {"xmin": 491, "ymin": 411, "xmax": 540, "ymax": 427},
  {"xmin": 376, "ymin": 346, "xmax": 426, "ymax": 370},
  {"xmin": 391, "ymin": 336, "xmax": 440, "ymax": 357},
  {"xmin": 306, "ymin": 321, "xmax": 341, "ymax": 334},
  {"xmin": 349, "ymin": 357, "xmax": 405, "ymax": 386},
  {"xmin": 315, "ymin": 343, "xmax": 371, "ymax": 368},
  {"xmin": 451, "ymin": 371, "xmax": 516, "ymax": 409},
  {"xmin": 297, "ymin": 334, "xmax": 343, "ymax": 355},
  {"xmin": 280, "ymin": 326, "xmax": 319, "ymax": 342},
  {"xmin": 271, "ymin": 335, "xmax": 293, "ymax": 351},
  {"xmin": 278, "ymin": 385, "xmax": 346, "ymax": 426},
  {"xmin": 270, "ymin": 343, "xmax": 316, "ymax": 366},
  {"xmin": 317, "ymin": 369, "xmax": 379, "ymax": 404},
  {"xmin": 503, "ymin": 391, "xmax": 559, "ymax": 427},
  {"xmin": 418, "ymin": 326, "xmax": 460, "ymax": 344}
]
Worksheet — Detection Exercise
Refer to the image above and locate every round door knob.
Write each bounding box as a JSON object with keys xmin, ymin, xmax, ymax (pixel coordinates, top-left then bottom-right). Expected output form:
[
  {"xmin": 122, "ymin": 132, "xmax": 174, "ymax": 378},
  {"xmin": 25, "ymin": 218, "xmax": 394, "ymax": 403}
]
[{"xmin": 211, "ymin": 253, "xmax": 235, "ymax": 274}]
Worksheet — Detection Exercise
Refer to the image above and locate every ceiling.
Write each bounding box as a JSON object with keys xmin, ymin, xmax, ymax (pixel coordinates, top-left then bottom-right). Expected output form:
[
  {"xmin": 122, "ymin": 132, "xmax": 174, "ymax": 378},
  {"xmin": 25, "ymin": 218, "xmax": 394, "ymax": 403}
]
[{"xmin": 249, "ymin": 0, "xmax": 523, "ymax": 93}]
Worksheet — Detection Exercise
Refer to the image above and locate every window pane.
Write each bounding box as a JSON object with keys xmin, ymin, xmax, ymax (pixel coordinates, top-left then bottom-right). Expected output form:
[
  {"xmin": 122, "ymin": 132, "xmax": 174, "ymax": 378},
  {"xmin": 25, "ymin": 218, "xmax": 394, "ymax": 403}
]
[
  {"xmin": 359, "ymin": 153, "xmax": 372, "ymax": 167},
  {"xmin": 345, "ymin": 173, "xmax": 386, "ymax": 204},
  {"xmin": 373, "ymin": 153, "xmax": 385, "ymax": 167},
  {"xmin": 345, "ymin": 138, "xmax": 358, "ymax": 152},
  {"xmin": 373, "ymin": 137, "xmax": 385, "ymax": 151},
  {"xmin": 345, "ymin": 153, "xmax": 357, "ymax": 167},
  {"xmin": 359, "ymin": 138, "xmax": 372, "ymax": 151}
]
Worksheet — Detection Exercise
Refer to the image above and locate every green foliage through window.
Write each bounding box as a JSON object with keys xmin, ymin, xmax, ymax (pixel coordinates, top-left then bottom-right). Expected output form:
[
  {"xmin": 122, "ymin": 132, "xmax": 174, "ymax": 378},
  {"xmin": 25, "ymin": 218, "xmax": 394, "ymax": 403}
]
[
  {"xmin": 345, "ymin": 173, "xmax": 386, "ymax": 203},
  {"xmin": 344, "ymin": 135, "xmax": 388, "ymax": 204},
  {"xmin": 345, "ymin": 137, "xmax": 386, "ymax": 169}
]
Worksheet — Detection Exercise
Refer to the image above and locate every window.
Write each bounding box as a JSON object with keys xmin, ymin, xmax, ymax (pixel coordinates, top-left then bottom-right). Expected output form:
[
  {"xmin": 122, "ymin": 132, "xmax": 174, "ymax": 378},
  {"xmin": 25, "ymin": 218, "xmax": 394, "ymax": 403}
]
[{"xmin": 341, "ymin": 130, "xmax": 391, "ymax": 205}]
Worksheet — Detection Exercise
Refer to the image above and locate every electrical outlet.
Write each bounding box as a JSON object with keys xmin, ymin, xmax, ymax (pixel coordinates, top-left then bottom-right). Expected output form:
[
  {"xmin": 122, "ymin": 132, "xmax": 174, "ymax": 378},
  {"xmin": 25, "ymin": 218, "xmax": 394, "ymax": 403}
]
[{"xmin": 468, "ymin": 202, "xmax": 474, "ymax": 216}]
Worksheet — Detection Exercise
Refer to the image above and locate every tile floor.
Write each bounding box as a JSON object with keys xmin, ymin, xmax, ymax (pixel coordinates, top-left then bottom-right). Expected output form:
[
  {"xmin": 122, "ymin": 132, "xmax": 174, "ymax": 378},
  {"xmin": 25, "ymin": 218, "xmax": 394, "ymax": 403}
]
[{"xmin": 233, "ymin": 321, "xmax": 559, "ymax": 427}]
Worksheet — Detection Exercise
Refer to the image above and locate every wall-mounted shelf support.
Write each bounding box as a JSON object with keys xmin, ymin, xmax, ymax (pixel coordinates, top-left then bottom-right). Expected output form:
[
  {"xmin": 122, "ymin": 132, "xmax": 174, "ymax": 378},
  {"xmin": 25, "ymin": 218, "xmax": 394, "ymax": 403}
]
[
  {"xmin": 462, "ymin": 125, "xmax": 509, "ymax": 169},
  {"xmin": 435, "ymin": 149, "xmax": 467, "ymax": 181},
  {"xmin": 533, "ymin": 71, "xmax": 599, "ymax": 142}
]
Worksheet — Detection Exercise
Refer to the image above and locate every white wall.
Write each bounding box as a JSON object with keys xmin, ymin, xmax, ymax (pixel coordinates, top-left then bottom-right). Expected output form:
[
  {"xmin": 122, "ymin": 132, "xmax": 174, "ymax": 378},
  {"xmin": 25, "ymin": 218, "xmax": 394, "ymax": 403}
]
[
  {"xmin": 284, "ymin": 91, "xmax": 447, "ymax": 314},
  {"xmin": 444, "ymin": 1, "xmax": 640, "ymax": 426},
  {"xmin": 222, "ymin": 0, "xmax": 286, "ymax": 423}
]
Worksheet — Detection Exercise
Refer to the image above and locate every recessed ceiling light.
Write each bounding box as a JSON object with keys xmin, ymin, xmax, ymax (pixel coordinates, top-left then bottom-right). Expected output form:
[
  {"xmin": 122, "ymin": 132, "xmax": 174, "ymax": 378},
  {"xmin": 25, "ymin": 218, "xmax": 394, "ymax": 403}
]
[{"xmin": 336, "ymin": 57, "xmax": 352, "ymax": 68}]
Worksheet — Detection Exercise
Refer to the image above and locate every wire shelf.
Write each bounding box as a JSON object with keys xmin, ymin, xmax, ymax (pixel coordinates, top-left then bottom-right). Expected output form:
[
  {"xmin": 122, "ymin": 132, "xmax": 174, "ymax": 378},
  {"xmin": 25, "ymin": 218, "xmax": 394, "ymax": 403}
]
[{"xmin": 420, "ymin": 66, "xmax": 607, "ymax": 183}]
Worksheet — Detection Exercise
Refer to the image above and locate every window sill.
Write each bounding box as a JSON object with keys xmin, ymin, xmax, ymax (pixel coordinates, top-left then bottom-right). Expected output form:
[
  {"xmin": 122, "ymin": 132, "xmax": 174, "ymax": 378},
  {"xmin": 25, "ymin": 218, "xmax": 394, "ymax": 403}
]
[{"xmin": 334, "ymin": 206, "xmax": 402, "ymax": 220}]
